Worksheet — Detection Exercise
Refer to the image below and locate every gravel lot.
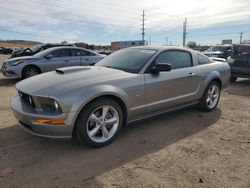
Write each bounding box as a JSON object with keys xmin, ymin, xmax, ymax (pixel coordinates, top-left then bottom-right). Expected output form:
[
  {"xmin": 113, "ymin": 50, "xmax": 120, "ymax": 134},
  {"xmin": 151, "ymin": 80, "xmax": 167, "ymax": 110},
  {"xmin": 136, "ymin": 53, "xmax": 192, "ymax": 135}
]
[{"xmin": 0, "ymin": 54, "xmax": 249, "ymax": 188}]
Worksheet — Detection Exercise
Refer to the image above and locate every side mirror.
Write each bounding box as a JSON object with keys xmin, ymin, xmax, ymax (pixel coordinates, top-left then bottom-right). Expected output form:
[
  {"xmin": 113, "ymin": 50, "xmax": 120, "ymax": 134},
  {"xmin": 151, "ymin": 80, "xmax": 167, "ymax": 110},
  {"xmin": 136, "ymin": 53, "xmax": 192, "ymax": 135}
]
[
  {"xmin": 151, "ymin": 63, "xmax": 171, "ymax": 74},
  {"xmin": 45, "ymin": 54, "xmax": 54, "ymax": 59}
]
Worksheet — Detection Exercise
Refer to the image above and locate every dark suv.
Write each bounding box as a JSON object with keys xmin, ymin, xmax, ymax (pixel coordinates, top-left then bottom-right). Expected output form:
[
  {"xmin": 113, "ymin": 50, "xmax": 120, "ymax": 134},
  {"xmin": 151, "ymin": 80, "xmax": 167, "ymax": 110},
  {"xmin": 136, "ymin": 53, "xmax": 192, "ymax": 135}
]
[
  {"xmin": 11, "ymin": 43, "xmax": 73, "ymax": 58},
  {"xmin": 227, "ymin": 53, "xmax": 250, "ymax": 82}
]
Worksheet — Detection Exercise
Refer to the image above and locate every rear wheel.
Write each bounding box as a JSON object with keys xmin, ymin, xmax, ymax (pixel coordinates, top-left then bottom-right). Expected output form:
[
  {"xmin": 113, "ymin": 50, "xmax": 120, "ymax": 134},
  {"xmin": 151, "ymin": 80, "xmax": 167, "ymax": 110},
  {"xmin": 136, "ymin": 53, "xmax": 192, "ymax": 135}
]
[
  {"xmin": 199, "ymin": 81, "xmax": 221, "ymax": 112},
  {"xmin": 22, "ymin": 66, "xmax": 41, "ymax": 78},
  {"xmin": 74, "ymin": 98, "xmax": 124, "ymax": 147}
]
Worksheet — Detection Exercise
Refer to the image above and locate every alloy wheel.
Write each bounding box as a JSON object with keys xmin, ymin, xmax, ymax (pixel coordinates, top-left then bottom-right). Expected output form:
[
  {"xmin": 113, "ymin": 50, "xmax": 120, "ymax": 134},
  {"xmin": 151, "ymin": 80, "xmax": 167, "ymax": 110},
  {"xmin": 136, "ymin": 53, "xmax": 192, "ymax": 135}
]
[
  {"xmin": 86, "ymin": 105, "xmax": 119, "ymax": 143},
  {"xmin": 25, "ymin": 68, "xmax": 39, "ymax": 77},
  {"xmin": 206, "ymin": 84, "xmax": 219, "ymax": 109}
]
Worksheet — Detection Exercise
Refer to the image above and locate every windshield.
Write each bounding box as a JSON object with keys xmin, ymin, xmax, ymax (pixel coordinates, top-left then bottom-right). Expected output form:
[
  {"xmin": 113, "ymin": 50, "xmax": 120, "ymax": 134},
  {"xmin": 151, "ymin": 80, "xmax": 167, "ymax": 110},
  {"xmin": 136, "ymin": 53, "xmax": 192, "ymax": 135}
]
[
  {"xmin": 207, "ymin": 46, "xmax": 225, "ymax": 52},
  {"xmin": 96, "ymin": 49, "xmax": 157, "ymax": 73},
  {"xmin": 31, "ymin": 44, "xmax": 43, "ymax": 53},
  {"xmin": 33, "ymin": 48, "xmax": 54, "ymax": 58}
]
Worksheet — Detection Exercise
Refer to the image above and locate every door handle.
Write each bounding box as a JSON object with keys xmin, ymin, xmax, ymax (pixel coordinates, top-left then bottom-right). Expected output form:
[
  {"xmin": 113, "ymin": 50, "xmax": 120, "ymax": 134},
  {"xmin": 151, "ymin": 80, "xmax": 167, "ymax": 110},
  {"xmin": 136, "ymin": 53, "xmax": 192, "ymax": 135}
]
[
  {"xmin": 188, "ymin": 72, "xmax": 196, "ymax": 77},
  {"xmin": 64, "ymin": 60, "xmax": 69, "ymax": 62},
  {"xmin": 85, "ymin": 58, "xmax": 89, "ymax": 61}
]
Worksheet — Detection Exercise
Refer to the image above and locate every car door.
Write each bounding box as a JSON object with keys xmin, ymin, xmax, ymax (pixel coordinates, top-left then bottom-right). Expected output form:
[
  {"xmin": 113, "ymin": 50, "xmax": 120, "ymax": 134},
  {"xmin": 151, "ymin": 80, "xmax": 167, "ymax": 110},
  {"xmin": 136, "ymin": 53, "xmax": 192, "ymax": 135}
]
[
  {"xmin": 69, "ymin": 49, "xmax": 91, "ymax": 66},
  {"xmin": 231, "ymin": 54, "xmax": 249, "ymax": 77},
  {"xmin": 80, "ymin": 50, "xmax": 101, "ymax": 65},
  {"xmin": 68, "ymin": 49, "xmax": 84, "ymax": 66},
  {"xmin": 144, "ymin": 50, "xmax": 201, "ymax": 114},
  {"xmin": 43, "ymin": 48, "xmax": 76, "ymax": 71}
]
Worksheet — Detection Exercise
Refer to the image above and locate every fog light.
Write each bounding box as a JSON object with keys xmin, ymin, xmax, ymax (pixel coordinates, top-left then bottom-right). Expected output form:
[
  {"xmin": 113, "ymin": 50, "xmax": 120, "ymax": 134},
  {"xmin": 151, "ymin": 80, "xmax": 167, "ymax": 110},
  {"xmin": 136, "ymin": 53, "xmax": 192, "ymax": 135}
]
[{"xmin": 33, "ymin": 119, "xmax": 65, "ymax": 124}]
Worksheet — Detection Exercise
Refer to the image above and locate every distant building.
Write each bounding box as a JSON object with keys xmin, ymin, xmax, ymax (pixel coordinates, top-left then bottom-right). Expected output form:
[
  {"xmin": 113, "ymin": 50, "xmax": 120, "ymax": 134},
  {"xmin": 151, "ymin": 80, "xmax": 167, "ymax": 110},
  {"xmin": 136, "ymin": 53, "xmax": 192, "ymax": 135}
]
[
  {"xmin": 111, "ymin": 40, "xmax": 145, "ymax": 51},
  {"xmin": 222, "ymin": 39, "xmax": 232, "ymax": 45}
]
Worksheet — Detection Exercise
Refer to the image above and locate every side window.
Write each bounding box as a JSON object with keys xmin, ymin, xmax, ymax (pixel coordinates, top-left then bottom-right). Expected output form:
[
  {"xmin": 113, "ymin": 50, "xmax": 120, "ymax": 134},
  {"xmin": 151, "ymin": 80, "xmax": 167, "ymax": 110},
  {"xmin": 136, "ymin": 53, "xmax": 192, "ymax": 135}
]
[
  {"xmin": 197, "ymin": 54, "xmax": 211, "ymax": 65},
  {"xmin": 51, "ymin": 49, "xmax": 70, "ymax": 57},
  {"xmin": 86, "ymin": 51, "xmax": 96, "ymax": 56},
  {"xmin": 71, "ymin": 49, "xmax": 96, "ymax": 56},
  {"xmin": 155, "ymin": 50, "xmax": 192, "ymax": 69},
  {"xmin": 71, "ymin": 49, "xmax": 88, "ymax": 56}
]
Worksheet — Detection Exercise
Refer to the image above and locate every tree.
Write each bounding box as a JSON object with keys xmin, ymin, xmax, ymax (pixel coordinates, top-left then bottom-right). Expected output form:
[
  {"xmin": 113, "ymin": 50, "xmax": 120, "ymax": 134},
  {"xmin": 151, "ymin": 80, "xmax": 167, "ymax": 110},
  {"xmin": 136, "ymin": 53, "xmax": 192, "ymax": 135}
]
[
  {"xmin": 61, "ymin": 41, "xmax": 68, "ymax": 45},
  {"xmin": 187, "ymin": 41, "xmax": 197, "ymax": 49}
]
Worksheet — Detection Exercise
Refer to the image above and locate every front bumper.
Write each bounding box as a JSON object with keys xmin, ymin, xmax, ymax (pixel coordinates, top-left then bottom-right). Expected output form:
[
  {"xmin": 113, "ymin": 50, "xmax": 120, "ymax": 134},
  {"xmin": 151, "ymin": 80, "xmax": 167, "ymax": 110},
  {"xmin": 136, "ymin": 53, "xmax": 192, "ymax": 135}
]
[
  {"xmin": 1, "ymin": 65, "xmax": 21, "ymax": 78},
  {"xmin": 10, "ymin": 96, "xmax": 75, "ymax": 139}
]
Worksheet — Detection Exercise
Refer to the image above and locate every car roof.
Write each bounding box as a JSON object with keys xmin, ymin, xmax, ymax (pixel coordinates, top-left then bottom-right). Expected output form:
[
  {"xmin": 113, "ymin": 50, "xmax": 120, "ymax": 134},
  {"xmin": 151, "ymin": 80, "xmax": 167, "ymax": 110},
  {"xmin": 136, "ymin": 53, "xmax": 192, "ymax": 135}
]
[
  {"xmin": 42, "ymin": 43, "xmax": 72, "ymax": 46},
  {"xmin": 37, "ymin": 46, "xmax": 97, "ymax": 55},
  {"xmin": 127, "ymin": 46, "xmax": 197, "ymax": 54}
]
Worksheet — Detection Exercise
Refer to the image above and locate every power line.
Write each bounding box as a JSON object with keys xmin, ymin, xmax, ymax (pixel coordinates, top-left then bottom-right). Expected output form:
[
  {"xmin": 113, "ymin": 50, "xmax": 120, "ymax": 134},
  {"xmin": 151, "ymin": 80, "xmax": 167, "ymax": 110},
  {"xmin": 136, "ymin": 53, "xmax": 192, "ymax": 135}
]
[
  {"xmin": 0, "ymin": 9, "xmax": 140, "ymax": 31},
  {"xmin": 76, "ymin": 0, "xmax": 142, "ymax": 12},
  {"xmin": 0, "ymin": 26, "xmax": 114, "ymax": 44},
  {"xmin": 0, "ymin": 6, "xmax": 140, "ymax": 26},
  {"xmin": 0, "ymin": 27, "xmax": 40, "ymax": 37},
  {"xmin": 188, "ymin": 30, "xmax": 250, "ymax": 38}
]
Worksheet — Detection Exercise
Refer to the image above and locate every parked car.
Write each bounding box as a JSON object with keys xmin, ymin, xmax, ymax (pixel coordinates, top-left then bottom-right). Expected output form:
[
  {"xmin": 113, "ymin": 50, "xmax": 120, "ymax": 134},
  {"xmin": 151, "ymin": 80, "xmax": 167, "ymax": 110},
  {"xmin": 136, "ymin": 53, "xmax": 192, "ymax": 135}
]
[
  {"xmin": 227, "ymin": 53, "xmax": 250, "ymax": 82},
  {"xmin": 10, "ymin": 47, "xmax": 230, "ymax": 147},
  {"xmin": 1, "ymin": 46, "xmax": 105, "ymax": 78},
  {"xmin": 203, "ymin": 45, "xmax": 232, "ymax": 59},
  {"xmin": 0, "ymin": 47, "xmax": 13, "ymax": 54},
  {"xmin": 203, "ymin": 44, "xmax": 250, "ymax": 60},
  {"xmin": 10, "ymin": 43, "xmax": 73, "ymax": 58}
]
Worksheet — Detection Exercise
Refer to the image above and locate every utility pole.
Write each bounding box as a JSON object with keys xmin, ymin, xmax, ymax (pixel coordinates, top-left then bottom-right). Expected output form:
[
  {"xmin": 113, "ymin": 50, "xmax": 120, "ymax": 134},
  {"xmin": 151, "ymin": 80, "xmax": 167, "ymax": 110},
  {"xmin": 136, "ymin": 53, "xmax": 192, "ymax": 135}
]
[
  {"xmin": 183, "ymin": 18, "xmax": 187, "ymax": 46},
  {"xmin": 240, "ymin": 32, "xmax": 243, "ymax": 44},
  {"xmin": 141, "ymin": 10, "xmax": 145, "ymax": 45},
  {"xmin": 165, "ymin": 37, "xmax": 168, "ymax": 46}
]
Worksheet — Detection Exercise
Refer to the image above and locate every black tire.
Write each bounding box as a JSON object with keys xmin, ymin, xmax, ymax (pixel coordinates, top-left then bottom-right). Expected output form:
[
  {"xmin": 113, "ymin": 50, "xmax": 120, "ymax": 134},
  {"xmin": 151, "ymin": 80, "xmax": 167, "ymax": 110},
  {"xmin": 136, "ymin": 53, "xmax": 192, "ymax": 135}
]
[
  {"xmin": 230, "ymin": 76, "xmax": 237, "ymax": 82},
  {"xmin": 74, "ymin": 98, "xmax": 124, "ymax": 147},
  {"xmin": 199, "ymin": 81, "xmax": 221, "ymax": 112},
  {"xmin": 22, "ymin": 66, "xmax": 41, "ymax": 79}
]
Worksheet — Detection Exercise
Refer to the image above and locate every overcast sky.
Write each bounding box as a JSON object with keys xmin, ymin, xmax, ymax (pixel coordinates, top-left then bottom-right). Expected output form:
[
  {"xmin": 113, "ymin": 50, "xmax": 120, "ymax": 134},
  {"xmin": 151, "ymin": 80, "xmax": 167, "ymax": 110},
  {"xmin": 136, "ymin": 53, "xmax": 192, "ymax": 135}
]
[{"xmin": 0, "ymin": 0, "xmax": 250, "ymax": 45}]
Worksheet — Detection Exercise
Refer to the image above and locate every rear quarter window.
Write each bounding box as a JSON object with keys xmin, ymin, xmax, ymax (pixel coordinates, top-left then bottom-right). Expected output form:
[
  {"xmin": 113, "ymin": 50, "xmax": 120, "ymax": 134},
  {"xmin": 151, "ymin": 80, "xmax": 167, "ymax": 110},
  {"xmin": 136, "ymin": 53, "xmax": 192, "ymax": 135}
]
[{"xmin": 197, "ymin": 54, "xmax": 211, "ymax": 65}]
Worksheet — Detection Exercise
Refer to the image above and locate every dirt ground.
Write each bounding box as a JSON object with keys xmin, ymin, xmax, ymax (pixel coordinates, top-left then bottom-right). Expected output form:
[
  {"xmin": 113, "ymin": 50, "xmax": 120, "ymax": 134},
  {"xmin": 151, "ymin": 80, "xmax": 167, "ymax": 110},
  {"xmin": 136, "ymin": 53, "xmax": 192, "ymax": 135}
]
[{"xmin": 0, "ymin": 54, "xmax": 249, "ymax": 188}]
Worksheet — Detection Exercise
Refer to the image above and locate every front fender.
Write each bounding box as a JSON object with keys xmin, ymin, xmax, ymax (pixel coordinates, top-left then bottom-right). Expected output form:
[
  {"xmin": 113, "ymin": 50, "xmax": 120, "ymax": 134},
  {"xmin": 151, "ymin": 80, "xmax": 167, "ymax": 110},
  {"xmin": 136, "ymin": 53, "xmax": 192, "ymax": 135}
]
[
  {"xmin": 67, "ymin": 84, "xmax": 129, "ymax": 127},
  {"xmin": 71, "ymin": 84, "xmax": 129, "ymax": 113}
]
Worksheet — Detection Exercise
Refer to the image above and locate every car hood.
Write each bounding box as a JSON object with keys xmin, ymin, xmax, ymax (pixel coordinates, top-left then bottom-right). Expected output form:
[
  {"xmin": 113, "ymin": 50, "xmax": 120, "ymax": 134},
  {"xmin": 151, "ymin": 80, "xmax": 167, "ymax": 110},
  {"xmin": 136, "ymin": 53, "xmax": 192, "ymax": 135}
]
[
  {"xmin": 5, "ymin": 56, "xmax": 39, "ymax": 63},
  {"xmin": 16, "ymin": 66, "xmax": 134, "ymax": 97}
]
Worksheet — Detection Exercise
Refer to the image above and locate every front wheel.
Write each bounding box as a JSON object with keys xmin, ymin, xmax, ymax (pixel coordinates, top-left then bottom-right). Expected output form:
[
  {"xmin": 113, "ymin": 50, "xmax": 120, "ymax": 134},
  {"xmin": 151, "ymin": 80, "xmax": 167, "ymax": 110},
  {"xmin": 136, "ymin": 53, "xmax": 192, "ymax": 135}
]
[
  {"xmin": 22, "ymin": 66, "xmax": 41, "ymax": 78},
  {"xmin": 74, "ymin": 98, "xmax": 124, "ymax": 147},
  {"xmin": 199, "ymin": 81, "xmax": 221, "ymax": 112}
]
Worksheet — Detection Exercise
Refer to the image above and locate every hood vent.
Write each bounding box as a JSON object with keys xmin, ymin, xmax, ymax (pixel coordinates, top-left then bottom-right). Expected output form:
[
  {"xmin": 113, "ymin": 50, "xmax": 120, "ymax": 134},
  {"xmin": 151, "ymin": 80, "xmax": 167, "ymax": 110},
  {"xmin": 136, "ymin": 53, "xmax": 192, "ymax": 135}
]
[
  {"xmin": 55, "ymin": 67, "xmax": 91, "ymax": 74},
  {"xmin": 55, "ymin": 69, "xmax": 64, "ymax": 74}
]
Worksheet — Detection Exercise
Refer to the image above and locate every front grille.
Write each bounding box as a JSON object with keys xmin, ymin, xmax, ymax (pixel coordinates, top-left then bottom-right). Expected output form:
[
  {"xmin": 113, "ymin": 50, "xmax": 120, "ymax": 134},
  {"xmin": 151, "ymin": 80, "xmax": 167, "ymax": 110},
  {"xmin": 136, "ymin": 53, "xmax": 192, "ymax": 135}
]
[{"xmin": 19, "ymin": 91, "xmax": 36, "ymax": 108}]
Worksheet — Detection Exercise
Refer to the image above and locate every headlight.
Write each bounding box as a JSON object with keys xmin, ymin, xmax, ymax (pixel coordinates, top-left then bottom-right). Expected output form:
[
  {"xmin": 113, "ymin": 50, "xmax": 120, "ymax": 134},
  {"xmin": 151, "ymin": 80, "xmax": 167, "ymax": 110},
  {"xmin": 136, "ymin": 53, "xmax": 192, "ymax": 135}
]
[
  {"xmin": 6, "ymin": 60, "xmax": 24, "ymax": 67},
  {"xmin": 18, "ymin": 91, "xmax": 62, "ymax": 113},
  {"xmin": 34, "ymin": 96, "xmax": 62, "ymax": 113}
]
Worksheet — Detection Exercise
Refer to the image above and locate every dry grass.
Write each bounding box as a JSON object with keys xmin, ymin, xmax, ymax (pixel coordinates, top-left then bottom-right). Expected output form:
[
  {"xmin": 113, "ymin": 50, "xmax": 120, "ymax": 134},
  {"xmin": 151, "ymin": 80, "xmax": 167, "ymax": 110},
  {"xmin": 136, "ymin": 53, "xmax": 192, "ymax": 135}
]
[{"xmin": 0, "ymin": 41, "xmax": 36, "ymax": 48}]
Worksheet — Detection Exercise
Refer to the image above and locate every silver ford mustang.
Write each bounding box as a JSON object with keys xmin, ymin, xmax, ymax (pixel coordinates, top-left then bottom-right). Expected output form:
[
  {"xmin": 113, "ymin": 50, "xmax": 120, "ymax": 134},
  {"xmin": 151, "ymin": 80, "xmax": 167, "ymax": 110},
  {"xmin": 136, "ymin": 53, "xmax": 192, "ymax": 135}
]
[{"xmin": 10, "ymin": 47, "xmax": 231, "ymax": 147}]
